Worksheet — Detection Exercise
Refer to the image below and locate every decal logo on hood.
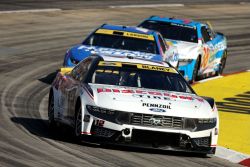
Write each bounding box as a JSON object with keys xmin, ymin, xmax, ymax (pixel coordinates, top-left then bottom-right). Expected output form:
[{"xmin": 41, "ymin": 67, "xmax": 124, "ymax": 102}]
[
  {"xmin": 97, "ymin": 88, "xmax": 204, "ymax": 102},
  {"xmin": 149, "ymin": 108, "xmax": 166, "ymax": 113},
  {"xmin": 78, "ymin": 45, "xmax": 158, "ymax": 60},
  {"xmin": 142, "ymin": 103, "xmax": 171, "ymax": 109}
]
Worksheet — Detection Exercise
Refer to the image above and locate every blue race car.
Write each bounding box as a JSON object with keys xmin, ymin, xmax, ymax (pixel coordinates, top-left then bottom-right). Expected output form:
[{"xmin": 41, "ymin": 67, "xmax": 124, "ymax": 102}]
[
  {"xmin": 63, "ymin": 24, "xmax": 172, "ymax": 67},
  {"xmin": 139, "ymin": 16, "xmax": 227, "ymax": 82}
]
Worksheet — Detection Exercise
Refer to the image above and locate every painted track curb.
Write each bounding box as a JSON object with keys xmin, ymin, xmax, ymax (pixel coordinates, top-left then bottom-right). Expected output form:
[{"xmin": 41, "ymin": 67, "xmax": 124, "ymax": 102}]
[
  {"xmin": 193, "ymin": 70, "xmax": 250, "ymax": 166},
  {"xmin": 216, "ymin": 146, "xmax": 250, "ymax": 166}
]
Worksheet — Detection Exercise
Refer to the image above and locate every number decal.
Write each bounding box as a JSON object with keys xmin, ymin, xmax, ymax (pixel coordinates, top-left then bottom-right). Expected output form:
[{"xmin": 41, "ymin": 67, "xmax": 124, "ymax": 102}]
[
  {"xmin": 201, "ymin": 47, "xmax": 210, "ymax": 69},
  {"xmin": 94, "ymin": 120, "xmax": 105, "ymax": 127}
]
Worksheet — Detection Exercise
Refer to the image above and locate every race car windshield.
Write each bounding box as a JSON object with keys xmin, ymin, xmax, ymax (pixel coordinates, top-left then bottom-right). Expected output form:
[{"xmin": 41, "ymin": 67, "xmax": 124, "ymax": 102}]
[
  {"xmin": 91, "ymin": 64, "xmax": 193, "ymax": 93},
  {"xmin": 140, "ymin": 20, "xmax": 198, "ymax": 43},
  {"xmin": 82, "ymin": 32, "xmax": 159, "ymax": 54}
]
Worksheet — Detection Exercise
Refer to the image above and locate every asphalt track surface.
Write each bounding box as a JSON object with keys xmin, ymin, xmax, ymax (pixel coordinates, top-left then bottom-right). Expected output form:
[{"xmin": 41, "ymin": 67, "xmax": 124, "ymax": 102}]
[
  {"xmin": 1, "ymin": 0, "xmax": 250, "ymax": 10},
  {"xmin": 0, "ymin": 1, "xmax": 250, "ymax": 167}
]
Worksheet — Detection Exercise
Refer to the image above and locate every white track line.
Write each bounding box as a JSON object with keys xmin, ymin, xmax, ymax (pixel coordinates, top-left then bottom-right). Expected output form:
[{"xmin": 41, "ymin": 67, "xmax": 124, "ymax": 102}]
[
  {"xmin": 0, "ymin": 8, "xmax": 62, "ymax": 14},
  {"xmin": 109, "ymin": 4, "xmax": 184, "ymax": 8},
  {"xmin": 240, "ymin": 2, "xmax": 250, "ymax": 5},
  {"xmin": 198, "ymin": 76, "xmax": 223, "ymax": 83}
]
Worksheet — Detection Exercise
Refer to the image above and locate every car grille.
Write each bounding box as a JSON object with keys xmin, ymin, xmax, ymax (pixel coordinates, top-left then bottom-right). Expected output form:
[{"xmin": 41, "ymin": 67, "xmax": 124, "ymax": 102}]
[
  {"xmin": 193, "ymin": 137, "xmax": 210, "ymax": 147},
  {"xmin": 91, "ymin": 126, "xmax": 116, "ymax": 138},
  {"xmin": 131, "ymin": 129, "xmax": 180, "ymax": 147},
  {"xmin": 131, "ymin": 113, "xmax": 183, "ymax": 129}
]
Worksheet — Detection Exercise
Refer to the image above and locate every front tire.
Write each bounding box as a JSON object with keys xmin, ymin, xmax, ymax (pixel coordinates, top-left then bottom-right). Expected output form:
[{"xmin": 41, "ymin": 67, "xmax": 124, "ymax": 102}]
[
  {"xmin": 48, "ymin": 91, "xmax": 56, "ymax": 129},
  {"xmin": 74, "ymin": 104, "xmax": 82, "ymax": 141}
]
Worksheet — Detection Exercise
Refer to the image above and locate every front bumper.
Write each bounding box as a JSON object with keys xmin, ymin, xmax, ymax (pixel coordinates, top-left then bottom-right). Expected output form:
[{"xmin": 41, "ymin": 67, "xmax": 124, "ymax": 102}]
[
  {"xmin": 87, "ymin": 125, "xmax": 216, "ymax": 154},
  {"xmin": 82, "ymin": 106, "xmax": 218, "ymax": 154}
]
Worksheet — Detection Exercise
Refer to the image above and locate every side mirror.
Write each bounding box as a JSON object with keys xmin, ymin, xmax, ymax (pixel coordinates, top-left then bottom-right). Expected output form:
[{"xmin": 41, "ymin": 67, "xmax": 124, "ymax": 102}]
[{"xmin": 202, "ymin": 96, "xmax": 215, "ymax": 108}]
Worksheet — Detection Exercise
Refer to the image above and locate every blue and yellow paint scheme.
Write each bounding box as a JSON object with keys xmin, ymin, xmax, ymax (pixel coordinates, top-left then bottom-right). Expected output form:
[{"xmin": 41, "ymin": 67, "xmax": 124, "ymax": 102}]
[{"xmin": 63, "ymin": 24, "xmax": 169, "ymax": 67}]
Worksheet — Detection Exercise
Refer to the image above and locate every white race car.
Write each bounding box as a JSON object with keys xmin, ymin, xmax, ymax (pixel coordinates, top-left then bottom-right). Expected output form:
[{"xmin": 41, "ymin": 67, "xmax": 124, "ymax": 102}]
[{"xmin": 48, "ymin": 54, "xmax": 219, "ymax": 155}]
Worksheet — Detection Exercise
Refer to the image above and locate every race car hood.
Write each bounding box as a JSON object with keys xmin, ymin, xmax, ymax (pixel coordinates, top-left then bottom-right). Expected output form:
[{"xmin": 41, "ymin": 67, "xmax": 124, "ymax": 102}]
[
  {"xmin": 69, "ymin": 44, "xmax": 163, "ymax": 63},
  {"xmin": 88, "ymin": 84, "xmax": 215, "ymax": 118},
  {"xmin": 165, "ymin": 39, "xmax": 200, "ymax": 60}
]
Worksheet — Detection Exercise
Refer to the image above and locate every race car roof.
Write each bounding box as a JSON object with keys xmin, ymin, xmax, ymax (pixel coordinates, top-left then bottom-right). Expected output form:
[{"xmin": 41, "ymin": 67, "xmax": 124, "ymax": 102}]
[
  {"xmin": 101, "ymin": 55, "xmax": 170, "ymax": 67},
  {"xmin": 147, "ymin": 16, "xmax": 203, "ymax": 27},
  {"xmin": 101, "ymin": 24, "xmax": 155, "ymax": 35}
]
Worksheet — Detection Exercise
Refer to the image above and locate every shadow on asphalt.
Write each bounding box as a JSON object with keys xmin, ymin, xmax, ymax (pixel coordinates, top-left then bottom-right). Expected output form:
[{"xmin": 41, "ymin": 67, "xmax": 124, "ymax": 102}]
[
  {"xmin": 38, "ymin": 71, "xmax": 58, "ymax": 85},
  {"xmin": 11, "ymin": 117, "xmax": 210, "ymax": 158}
]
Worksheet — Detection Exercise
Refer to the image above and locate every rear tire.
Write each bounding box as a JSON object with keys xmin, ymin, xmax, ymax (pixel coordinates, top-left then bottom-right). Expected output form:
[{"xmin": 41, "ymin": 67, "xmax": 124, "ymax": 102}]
[{"xmin": 48, "ymin": 91, "xmax": 56, "ymax": 130}]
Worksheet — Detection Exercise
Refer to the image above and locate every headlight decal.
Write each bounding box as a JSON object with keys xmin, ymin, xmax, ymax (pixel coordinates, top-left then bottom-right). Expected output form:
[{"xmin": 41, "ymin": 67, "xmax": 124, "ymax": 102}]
[
  {"xmin": 184, "ymin": 118, "xmax": 217, "ymax": 131},
  {"xmin": 86, "ymin": 105, "xmax": 130, "ymax": 125},
  {"xmin": 87, "ymin": 105, "xmax": 217, "ymax": 131}
]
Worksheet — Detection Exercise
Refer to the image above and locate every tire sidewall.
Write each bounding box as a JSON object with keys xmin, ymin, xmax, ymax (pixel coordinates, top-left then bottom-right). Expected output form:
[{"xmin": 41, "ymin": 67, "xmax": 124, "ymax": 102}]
[
  {"xmin": 74, "ymin": 105, "xmax": 82, "ymax": 139},
  {"xmin": 48, "ymin": 92, "xmax": 55, "ymax": 127}
]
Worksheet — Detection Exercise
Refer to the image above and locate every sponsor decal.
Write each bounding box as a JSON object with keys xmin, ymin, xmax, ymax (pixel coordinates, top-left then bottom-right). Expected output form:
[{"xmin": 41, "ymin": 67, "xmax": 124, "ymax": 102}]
[
  {"xmin": 138, "ymin": 64, "xmax": 176, "ymax": 73},
  {"xmin": 98, "ymin": 61, "xmax": 122, "ymax": 67},
  {"xmin": 142, "ymin": 103, "xmax": 171, "ymax": 109},
  {"xmin": 149, "ymin": 108, "xmax": 166, "ymax": 112},
  {"xmin": 95, "ymin": 29, "xmax": 155, "ymax": 41},
  {"xmin": 94, "ymin": 119, "xmax": 105, "ymax": 127},
  {"xmin": 96, "ymin": 88, "xmax": 204, "ymax": 102},
  {"xmin": 170, "ymin": 23, "xmax": 195, "ymax": 29},
  {"xmin": 133, "ymin": 94, "xmax": 171, "ymax": 101},
  {"xmin": 78, "ymin": 45, "xmax": 156, "ymax": 59},
  {"xmin": 214, "ymin": 41, "xmax": 227, "ymax": 51},
  {"xmin": 98, "ymin": 61, "xmax": 177, "ymax": 73}
]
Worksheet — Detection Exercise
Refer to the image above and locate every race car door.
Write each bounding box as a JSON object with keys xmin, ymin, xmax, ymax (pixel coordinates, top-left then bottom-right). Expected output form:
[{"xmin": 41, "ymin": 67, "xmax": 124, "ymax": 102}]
[
  {"xmin": 200, "ymin": 26, "xmax": 217, "ymax": 74},
  {"xmin": 55, "ymin": 71, "xmax": 72, "ymax": 124},
  {"xmin": 64, "ymin": 57, "xmax": 93, "ymax": 124}
]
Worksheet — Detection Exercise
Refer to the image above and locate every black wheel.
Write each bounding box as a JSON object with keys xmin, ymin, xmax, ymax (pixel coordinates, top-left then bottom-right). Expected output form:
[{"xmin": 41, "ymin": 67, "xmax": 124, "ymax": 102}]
[
  {"xmin": 191, "ymin": 57, "xmax": 200, "ymax": 83},
  {"xmin": 74, "ymin": 105, "xmax": 82, "ymax": 140},
  {"xmin": 216, "ymin": 52, "xmax": 227, "ymax": 75},
  {"xmin": 48, "ymin": 91, "xmax": 56, "ymax": 129}
]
